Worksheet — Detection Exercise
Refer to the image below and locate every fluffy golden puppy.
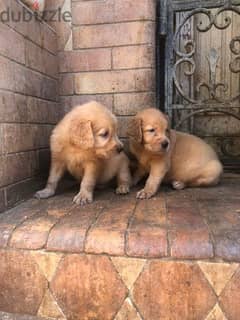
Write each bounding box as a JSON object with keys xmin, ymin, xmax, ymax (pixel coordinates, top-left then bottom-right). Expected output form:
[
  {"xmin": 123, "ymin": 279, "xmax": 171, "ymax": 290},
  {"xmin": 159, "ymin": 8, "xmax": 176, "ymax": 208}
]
[
  {"xmin": 128, "ymin": 108, "xmax": 223, "ymax": 199},
  {"xmin": 35, "ymin": 101, "xmax": 131, "ymax": 205}
]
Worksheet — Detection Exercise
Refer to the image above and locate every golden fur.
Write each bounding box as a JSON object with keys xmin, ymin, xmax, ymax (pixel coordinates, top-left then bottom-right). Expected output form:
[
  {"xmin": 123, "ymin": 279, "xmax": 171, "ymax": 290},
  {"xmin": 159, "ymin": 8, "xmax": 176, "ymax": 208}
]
[
  {"xmin": 128, "ymin": 108, "xmax": 223, "ymax": 199},
  {"xmin": 35, "ymin": 101, "xmax": 131, "ymax": 205}
]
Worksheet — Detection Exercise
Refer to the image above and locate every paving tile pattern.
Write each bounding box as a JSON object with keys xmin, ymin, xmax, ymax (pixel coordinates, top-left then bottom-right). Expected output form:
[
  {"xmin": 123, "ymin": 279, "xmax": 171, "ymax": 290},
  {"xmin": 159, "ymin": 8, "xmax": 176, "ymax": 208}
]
[{"xmin": 0, "ymin": 176, "xmax": 239, "ymax": 319}]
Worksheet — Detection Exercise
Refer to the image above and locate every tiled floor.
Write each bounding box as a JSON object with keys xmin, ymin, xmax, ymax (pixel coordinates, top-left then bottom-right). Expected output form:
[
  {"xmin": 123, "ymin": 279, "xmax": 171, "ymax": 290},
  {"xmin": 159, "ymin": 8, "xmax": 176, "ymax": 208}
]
[{"xmin": 0, "ymin": 174, "xmax": 239, "ymax": 319}]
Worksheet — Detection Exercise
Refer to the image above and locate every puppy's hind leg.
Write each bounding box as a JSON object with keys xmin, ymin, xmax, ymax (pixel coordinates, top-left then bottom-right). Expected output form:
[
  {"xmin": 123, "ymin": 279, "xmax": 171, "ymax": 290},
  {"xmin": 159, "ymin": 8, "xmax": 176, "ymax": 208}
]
[
  {"xmin": 172, "ymin": 180, "xmax": 185, "ymax": 190},
  {"xmin": 188, "ymin": 160, "xmax": 223, "ymax": 187},
  {"xmin": 35, "ymin": 157, "xmax": 65, "ymax": 199}
]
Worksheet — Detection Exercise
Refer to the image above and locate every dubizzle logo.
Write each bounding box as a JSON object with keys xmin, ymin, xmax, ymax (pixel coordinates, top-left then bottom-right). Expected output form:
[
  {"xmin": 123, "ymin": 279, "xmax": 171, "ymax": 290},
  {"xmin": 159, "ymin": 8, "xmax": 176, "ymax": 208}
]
[{"xmin": 0, "ymin": 5, "xmax": 72, "ymax": 23}]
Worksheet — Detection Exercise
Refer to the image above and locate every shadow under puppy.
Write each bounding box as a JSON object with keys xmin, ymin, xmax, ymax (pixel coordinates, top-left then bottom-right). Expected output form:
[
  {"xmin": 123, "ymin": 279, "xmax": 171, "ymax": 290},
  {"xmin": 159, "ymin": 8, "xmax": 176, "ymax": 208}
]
[
  {"xmin": 128, "ymin": 108, "xmax": 223, "ymax": 199},
  {"xmin": 35, "ymin": 101, "xmax": 131, "ymax": 205}
]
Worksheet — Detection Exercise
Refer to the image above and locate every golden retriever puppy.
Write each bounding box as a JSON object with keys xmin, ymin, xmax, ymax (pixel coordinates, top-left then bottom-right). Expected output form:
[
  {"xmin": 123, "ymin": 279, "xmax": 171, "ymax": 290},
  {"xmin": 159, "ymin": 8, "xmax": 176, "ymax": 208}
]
[
  {"xmin": 35, "ymin": 101, "xmax": 131, "ymax": 205},
  {"xmin": 128, "ymin": 108, "xmax": 223, "ymax": 199}
]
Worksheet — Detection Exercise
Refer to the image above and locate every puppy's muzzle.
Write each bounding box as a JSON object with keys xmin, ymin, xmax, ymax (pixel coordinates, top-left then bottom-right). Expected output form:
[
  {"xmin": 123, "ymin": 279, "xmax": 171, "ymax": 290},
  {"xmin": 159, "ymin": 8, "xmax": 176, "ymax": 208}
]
[{"xmin": 161, "ymin": 140, "xmax": 169, "ymax": 150}]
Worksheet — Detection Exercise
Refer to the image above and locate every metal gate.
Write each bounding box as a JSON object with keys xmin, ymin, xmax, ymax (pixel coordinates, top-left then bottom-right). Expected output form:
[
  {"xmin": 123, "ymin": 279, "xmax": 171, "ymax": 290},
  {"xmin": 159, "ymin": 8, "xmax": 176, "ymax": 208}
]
[{"xmin": 157, "ymin": 0, "xmax": 240, "ymax": 172}]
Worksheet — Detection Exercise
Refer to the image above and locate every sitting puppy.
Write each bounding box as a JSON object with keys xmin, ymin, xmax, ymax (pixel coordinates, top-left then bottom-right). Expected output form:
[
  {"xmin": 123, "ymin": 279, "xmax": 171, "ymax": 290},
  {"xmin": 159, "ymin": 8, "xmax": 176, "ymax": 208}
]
[
  {"xmin": 35, "ymin": 101, "xmax": 131, "ymax": 205},
  {"xmin": 128, "ymin": 108, "xmax": 223, "ymax": 199}
]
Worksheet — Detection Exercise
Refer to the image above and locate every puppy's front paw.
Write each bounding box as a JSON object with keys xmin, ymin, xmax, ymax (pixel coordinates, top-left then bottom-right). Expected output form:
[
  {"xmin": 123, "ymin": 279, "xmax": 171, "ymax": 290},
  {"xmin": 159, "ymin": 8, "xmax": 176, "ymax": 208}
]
[
  {"xmin": 136, "ymin": 189, "xmax": 154, "ymax": 199},
  {"xmin": 35, "ymin": 188, "xmax": 55, "ymax": 199},
  {"xmin": 73, "ymin": 190, "xmax": 93, "ymax": 206},
  {"xmin": 116, "ymin": 185, "xmax": 130, "ymax": 195}
]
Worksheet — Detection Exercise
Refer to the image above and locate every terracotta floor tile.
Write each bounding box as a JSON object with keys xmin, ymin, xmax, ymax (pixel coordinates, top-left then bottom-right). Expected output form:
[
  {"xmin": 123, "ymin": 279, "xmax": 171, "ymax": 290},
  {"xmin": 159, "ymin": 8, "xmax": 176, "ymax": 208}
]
[
  {"xmin": 205, "ymin": 304, "xmax": 227, "ymax": 320},
  {"xmin": 0, "ymin": 250, "xmax": 48, "ymax": 315},
  {"xmin": 111, "ymin": 257, "xmax": 146, "ymax": 289},
  {"xmin": 114, "ymin": 298, "xmax": 141, "ymax": 320},
  {"xmin": 219, "ymin": 266, "xmax": 240, "ymax": 320},
  {"xmin": 50, "ymin": 254, "xmax": 128, "ymax": 320},
  {"xmin": 132, "ymin": 261, "xmax": 216, "ymax": 320},
  {"xmin": 198, "ymin": 262, "xmax": 239, "ymax": 296}
]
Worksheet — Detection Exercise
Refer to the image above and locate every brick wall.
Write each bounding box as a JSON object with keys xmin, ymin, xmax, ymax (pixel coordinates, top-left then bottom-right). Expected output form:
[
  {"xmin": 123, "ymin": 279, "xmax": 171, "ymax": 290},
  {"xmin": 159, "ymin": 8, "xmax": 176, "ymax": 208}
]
[
  {"xmin": 47, "ymin": 0, "xmax": 156, "ymax": 138},
  {"xmin": 0, "ymin": 0, "xmax": 156, "ymax": 212},
  {"xmin": 0, "ymin": 0, "xmax": 60, "ymax": 212}
]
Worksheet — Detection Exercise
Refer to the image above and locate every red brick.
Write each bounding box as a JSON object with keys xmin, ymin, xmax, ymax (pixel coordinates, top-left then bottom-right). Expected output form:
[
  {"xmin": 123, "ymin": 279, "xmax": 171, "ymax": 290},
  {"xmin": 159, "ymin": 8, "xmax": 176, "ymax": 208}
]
[
  {"xmin": 127, "ymin": 227, "xmax": 168, "ymax": 258},
  {"xmin": 45, "ymin": 0, "xmax": 65, "ymax": 11},
  {"xmin": 0, "ymin": 126, "xmax": 3, "ymax": 155},
  {"xmin": 3, "ymin": 0, "xmax": 28, "ymax": 39},
  {"xmin": 0, "ymin": 56, "xmax": 15, "ymax": 91},
  {"xmin": 59, "ymin": 48, "xmax": 111, "ymax": 72},
  {"xmin": 40, "ymin": 22, "xmax": 58, "ymax": 55},
  {"xmin": 60, "ymin": 94, "xmax": 113, "ymax": 113},
  {"xmin": 117, "ymin": 116, "xmax": 131, "ymax": 138},
  {"xmin": 126, "ymin": 199, "xmax": 168, "ymax": 258},
  {"xmin": 75, "ymin": 69, "xmax": 155, "ymax": 94},
  {"xmin": 42, "ymin": 49, "xmax": 58, "ymax": 79},
  {"xmin": 0, "ymin": 91, "xmax": 15, "ymax": 122},
  {"xmin": 47, "ymin": 204, "xmax": 102, "ymax": 253},
  {"xmin": 113, "ymin": 45, "xmax": 154, "ymax": 69},
  {"xmin": 85, "ymin": 229, "xmax": 126, "ymax": 256},
  {"xmin": 168, "ymin": 205, "xmax": 206, "ymax": 228},
  {"xmin": 0, "ymin": 199, "xmax": 40, "ymax": 247},
  {"xmin": 0, "ymin": 92, "xmax": 29, "ymax": 123},
  {"xmin": 0, "ymin": 189, "xmax": 5, "ymax": 213},
  {"xmin": 38, "ymin": 149, "xmax": 51, "ymax": 174},
  {"xmin": 85, "ymin": 196, "xmax": 136, "ymax": 255},
  {"xmin": 1, "ymin": 124, "xmax": 52, "ymax": 153},
  {"xmin": 0, "ymin": 152, "xmax": 38, "ymax": 188},
  {"xmin": 50, "ymin": 18, "xmax": 72, "ymax": 51},
  {"xmin": 170, "ymin": 228, "xmax": 214, "ymax": 259},
  {"xmin": 13, "ymin": 63, "xmax": 26, "ymax": 94},
  {"xmin": 10, "ymin": 213, "xmax": 58, "ymax": 250},
  {"xmin": 73, "ymin": 21, "xmax": 155, "ymax": 49},
  {"xmin": 114, "ymin": 92, "xmax": 155, "ymax": 115},
  {"xmin": 215, "ymin": 231, "xmax": 240, "ymax": 262},
  {"xmin": 72, "ymin": 0, "xmax": 156, "ymax": 25},
  {"xmin": 27, "ymin": 97, "xmax": 61, "ymax": 124},
  {"xmin": 26, "ymin": 41, "xmax": 58, "ymax": 79},
  {"xmin": 0, "ymin": 22, "xmax": 25, "ymax": 64},
  {"xmin": 6, "ymin": 177, "xmax": 45, "ymax": 208},
  {"xmin": 25, "ymin": 69, "xmax": 58, "ymax": 101},
  {"xmin": 59, "ymin": 73, "xmax": 74, "ymax": 95}
]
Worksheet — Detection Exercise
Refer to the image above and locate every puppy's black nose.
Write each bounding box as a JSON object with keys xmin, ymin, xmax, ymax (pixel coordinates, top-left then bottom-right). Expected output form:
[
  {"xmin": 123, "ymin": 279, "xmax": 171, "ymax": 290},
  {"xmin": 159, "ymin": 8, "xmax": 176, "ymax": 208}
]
[
  {"xmin": 117, "ymin": 145, "xmax": 123, "ymax": 153},
  {"xmin": 161, "ymin": 140, "xmax": 169, "ymax": 150}
]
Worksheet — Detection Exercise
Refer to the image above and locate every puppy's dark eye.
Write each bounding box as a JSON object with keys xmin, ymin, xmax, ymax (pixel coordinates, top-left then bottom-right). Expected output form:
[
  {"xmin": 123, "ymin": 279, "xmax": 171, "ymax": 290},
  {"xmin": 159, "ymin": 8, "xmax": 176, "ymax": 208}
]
[
  {"xmin": 166, "ymin": 128, "xmax": 170, "ymax": 134},
  {"xmin": 99, "ymin": 131, "xmax": 109, "ymax": 138},
  {"xmin": 147, "ymin": 128, "xmax": 155, "ymax": 133}
]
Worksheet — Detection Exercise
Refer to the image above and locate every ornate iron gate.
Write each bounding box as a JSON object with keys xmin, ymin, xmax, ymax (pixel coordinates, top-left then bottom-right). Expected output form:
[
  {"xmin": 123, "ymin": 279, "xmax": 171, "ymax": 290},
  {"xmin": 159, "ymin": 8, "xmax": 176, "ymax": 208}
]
[{"xmin": 157, "ymin": 0, "xmax": 240, "ymax": 172}]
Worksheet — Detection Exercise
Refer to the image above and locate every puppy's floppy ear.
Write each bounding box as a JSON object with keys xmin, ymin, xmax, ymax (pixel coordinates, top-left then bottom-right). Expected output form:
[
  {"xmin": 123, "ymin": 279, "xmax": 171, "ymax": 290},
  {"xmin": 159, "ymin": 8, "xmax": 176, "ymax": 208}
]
[
  {"xmin": 70, "ymin": 119, "xmax": 94, "ymax": 149},
  {"xmin": 127, "ymin": 118, "xmax": 142, "ymax": 143}
]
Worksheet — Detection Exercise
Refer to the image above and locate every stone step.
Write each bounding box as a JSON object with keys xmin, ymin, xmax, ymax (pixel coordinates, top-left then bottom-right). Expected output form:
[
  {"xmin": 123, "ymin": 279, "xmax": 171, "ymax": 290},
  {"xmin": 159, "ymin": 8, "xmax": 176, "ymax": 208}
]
[{"xmin": 0, "ymin": 174, "xmax": 239, "ymax": 320}]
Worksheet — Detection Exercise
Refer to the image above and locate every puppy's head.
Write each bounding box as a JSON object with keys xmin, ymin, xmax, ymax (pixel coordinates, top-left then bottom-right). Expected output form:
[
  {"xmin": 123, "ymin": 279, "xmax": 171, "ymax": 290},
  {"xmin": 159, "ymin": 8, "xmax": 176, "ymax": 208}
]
[
  {"xmin": 69, "ymin": 102, "xmax": 123, "ymax": 158},
  {"xmin": 128, "ymin": 108, "xmax": 173, "ymax": 154}
]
